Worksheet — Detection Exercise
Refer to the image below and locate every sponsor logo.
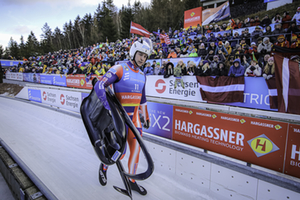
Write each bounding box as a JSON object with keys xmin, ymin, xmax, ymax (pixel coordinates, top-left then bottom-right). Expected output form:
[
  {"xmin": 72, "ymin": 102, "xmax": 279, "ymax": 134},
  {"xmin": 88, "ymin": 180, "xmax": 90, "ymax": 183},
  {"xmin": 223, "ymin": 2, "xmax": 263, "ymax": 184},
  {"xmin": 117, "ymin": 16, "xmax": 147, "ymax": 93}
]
[
  {"xmin": 60, "ymin": 94, "xmax": 65, "ymax": 105},
  {"xmin": 80, "ymin": 79, "xmax": 85, "ymax": 86},
  {"xmin": 155, "ymin": 79, "xmax": 166, "ymax": 93},
  {"xmin": 240, "ymin": 119, "xmax": 246, "ymax": 124},
  {"xmin": 191, "ymin": 12, "xmax": 195, "ymax": 17},
  {"xmin": 212, "ymin": 114, "xmax": 217, "ymax": 119},
  {"xmin": 189, "ymin": 110, "xmax": 193, "ymax": 115},
  {"xmin": 275, "ymin": 124, "xmax": 282, "ymax": 130},
  {"xmin": 124, "ymin": 65, "xmax": 129, "ymax": 71},
  {"xmin": 43, "ymin": 91, "xmax": 47, "ymax": 101},
  {"xmin": 106, "ymin": 72, "xmax": 112, "ymax": 78},
  {"xmin": 247, "ymin": 134, "xmax": 279, "ymax": 157}
]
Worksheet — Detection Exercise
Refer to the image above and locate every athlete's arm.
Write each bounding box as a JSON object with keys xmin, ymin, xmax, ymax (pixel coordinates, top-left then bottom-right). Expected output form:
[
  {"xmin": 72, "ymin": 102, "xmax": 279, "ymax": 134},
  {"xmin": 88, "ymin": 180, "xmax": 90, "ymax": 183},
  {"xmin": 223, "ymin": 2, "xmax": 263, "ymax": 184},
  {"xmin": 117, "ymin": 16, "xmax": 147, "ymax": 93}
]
[
  {"xmin": 94, "ymin": 65, "xmax": 123, "ymax": 110},
  {"xmin": 140, "ymin": 84, "xmax": 150, "ymax": 129}
]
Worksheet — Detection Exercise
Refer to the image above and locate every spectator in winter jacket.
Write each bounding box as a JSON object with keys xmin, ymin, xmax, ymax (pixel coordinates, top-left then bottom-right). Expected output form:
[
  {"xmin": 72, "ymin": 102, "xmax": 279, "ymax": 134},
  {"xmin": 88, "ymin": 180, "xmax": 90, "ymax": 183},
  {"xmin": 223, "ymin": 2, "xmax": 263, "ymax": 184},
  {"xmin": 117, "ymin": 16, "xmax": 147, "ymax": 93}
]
[
  {"xmin": 188, "ymin": 49, "xmax": 198, "ymax": 57},
  {"xmin": 292, "ymin": 7, "xmax": 300, "ymax": 26},
  {"xmin": 153, "ymin": 63, "xmax": 162, "ymax": 75},
  {"xmin": 287, "ymin": 21, "xmax": 300, "ymax": 33},
  {"xmin": 167, "ymin": 49, "xmax": 178, "ymax": 58},
  {"xmin": 143, "ymin": 62, "xmax": 153, "ymax": 75},
  {"xmin": 215, "ymin": 41, "xmax": 228, "ymax": 55},
  {"xmin": 231, "ymin": 18, "xmax": 242, "ymax": 29},
  {"xmin": 187, "ymin": 61, "xmax": 196, "ymax": 76},
  {"xmin": 274, "ymin": 35, "xmax": 290, "ymax": 48},
  {"xmin": 197, "ymin": 43, "xmax": 207, "ymax": 59},
  {"xmin": 228, "ymin": 58, "xmax": 245, "ymax": 77},
  {"xmin": 244, "ymin": 59, "xmax": 262, "ymax": 77},
  {"xmin": 272, "ymin": 13, "xmax": 282, "ymax": 24},
  {"xmin": 198, "ymin": 60, "xmax": 212, "ymax": 76},
  {"xmin": 282, "ymin": 11, "xmax": 292, "ymax": 30},
  {"xmin": 174, "ymin": 60, "xmax": 185, "ymax": 89},
  {"xmin": 164, "ymin": 62, "xmax": 174, "ymax": 78},
  {"xmin": 257, "ymin": 37, "xmax": 273, "ymax": 54},
  {"xmin": 214, "ymin": 62, "xmax": 228, "ymax": 77},
  {"xmin": 261, "ymin": 14, "xmax": 272, "ymax": 28},
  {"xmin": 251, "ymin": 26, "xmax": 264, "ymax": 44}
]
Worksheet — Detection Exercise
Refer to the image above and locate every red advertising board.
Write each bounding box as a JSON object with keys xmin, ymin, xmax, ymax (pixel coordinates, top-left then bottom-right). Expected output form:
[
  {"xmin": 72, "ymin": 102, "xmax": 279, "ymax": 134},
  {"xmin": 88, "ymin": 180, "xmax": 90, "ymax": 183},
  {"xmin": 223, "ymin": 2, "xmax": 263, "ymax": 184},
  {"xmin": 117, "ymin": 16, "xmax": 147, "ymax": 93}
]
[
  {"xmin": 284, "ymin": 124, "xmax": 300, "ymax": 178},
  {"xmin": 184, "ymin": 7, "xmax": 202, "ymax": 29},
  {"xmin": 172, "ymin": 106, "xmax": 288, "ymax": 172},
  {"xmin": 66, "ymin": 74, "xmax": 100, "ymax": 89}
]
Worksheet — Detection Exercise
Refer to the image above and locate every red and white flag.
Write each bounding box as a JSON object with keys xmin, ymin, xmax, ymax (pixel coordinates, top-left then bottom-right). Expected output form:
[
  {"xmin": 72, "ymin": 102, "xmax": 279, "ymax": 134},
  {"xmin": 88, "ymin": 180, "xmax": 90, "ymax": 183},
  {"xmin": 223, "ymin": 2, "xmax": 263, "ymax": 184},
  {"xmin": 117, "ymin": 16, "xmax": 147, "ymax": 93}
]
[
  {"xmin": 274, "ymin": 55, "xmax": 300, "ymax": 114},
  {"xmin": 159, "ymin": 33, "xmax": 171, "ymax": 45},
  {"xmin": 265, "ymin": 78, "xmax": 278, "ymax": 109},
  {"xmin": 196, "ymin": 76, "xmax": 244, "ymax": 103},
  {"xmin": 130, "ymin": 22, "xmax": 150, "ymax": 37}
]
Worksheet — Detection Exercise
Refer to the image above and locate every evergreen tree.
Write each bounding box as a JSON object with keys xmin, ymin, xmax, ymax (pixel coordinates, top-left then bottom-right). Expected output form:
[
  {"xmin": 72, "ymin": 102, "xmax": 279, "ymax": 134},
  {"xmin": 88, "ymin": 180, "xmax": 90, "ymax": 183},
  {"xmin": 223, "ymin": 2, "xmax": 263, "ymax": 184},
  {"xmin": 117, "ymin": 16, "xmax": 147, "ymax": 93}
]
[
  {"xmin": 8, "ymin": 37, "xmax": 20, "ymax": 59},
  {"xmin": 41, "ymin": 23, "xmax": 53, "ymax": 54},
  {"xmin": 19, "ymin": 35, "xmax": 26, "ymax": 58},
  {"xmin": 25, "ymin": 31, "xmax": 39, "ymax": 57},
  {"xmin": 53, "ymin": 27, "xmax": 63, "ymax": 50},
  {"xmin": 99, "ymin": 0, "xmax": 118, "ymax": 42},
  {"xmin": 0, "ymin": 45, "xmax": 4, "ymax": 59},
  {"xmin": 120, "ymin": 2, "xmax": 134, "ymax": 39}
]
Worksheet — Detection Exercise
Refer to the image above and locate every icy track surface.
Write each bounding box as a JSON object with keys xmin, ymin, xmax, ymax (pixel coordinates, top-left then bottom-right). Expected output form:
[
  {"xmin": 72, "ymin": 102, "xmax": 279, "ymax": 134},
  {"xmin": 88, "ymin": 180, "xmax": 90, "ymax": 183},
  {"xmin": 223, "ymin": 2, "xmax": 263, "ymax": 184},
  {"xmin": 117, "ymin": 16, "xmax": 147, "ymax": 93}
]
[{"xmin": 0, "ymin": 97, "xmax": 226, "ymax": 200}]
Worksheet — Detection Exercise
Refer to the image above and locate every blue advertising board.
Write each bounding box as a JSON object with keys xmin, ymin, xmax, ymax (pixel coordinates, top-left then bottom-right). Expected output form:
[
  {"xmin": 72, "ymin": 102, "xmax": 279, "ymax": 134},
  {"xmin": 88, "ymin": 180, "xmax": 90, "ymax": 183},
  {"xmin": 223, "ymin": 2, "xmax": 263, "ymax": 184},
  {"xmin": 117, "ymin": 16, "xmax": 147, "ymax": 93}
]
[
  {"xmin": 53, "ymin": 75, "xmax": 67, "ymax": 87},
  {"xmin": 23, "ymin": 73, "xmax": 40, "ymax": 83},
  {"xmin": 40, "ymin": 74, "xmax": 53, "ymax": 85},
  {"xmin": 28, "ymin": 89, "xmax": 42, "ymax": 103},
  {"xmin": 0, "ymin": 59, "xmax": 23, "ymax": 67},
  {"xmin": 143, "ymin": 102, "xmax": 173, "ymax": 139}
]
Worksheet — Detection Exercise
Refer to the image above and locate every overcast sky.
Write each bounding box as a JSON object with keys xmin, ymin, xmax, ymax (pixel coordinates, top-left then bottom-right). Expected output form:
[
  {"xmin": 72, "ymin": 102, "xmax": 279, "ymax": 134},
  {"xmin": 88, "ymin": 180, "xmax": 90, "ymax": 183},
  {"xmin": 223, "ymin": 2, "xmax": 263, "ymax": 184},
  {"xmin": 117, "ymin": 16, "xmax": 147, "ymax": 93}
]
[{"xmin": 0, "ymin": 0, "xmax": 151, "ymax": 49}]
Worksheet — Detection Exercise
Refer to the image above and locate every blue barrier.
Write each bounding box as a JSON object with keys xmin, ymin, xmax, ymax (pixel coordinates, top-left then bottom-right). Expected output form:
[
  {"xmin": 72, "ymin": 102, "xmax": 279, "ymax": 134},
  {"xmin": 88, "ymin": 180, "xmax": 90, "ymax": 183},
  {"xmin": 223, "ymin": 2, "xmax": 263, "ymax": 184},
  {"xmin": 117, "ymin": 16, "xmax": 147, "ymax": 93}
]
[{"xmin": 0, "ymin": 59, "xmax": 23, "ymax": 67}]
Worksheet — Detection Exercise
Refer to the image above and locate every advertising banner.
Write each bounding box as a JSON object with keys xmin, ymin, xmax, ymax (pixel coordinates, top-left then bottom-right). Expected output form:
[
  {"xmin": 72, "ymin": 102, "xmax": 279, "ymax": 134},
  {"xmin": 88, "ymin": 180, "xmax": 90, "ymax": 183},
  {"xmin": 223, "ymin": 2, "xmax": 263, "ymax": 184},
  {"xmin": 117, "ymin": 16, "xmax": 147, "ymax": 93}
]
[
  {"xmin": 172, "ymin": 106, "xmax": 288, "ymax": 172},
  {"xmin": 40, "ymin": 88, "xmax": 82, "ymax": 112},
  {"xmin": 146, "ymin": 76, "xmax": 277, "ymax": 111},
  {"xmin": 0, "ymin": 60, "xmax": 23, "ymax": 67},
  {"xmin": 23, "ymin": 73, "xmax": 40, "ymax": 83},
  {"xmin": 184, "ymin": 6, "xmax": 202, "ymax": 28},
  {"xmin": 5, "ymin": 72, "xmax": 23, "ymax": 81},
  {"xmin": 40, "ymin": 74, "xmax": 53, "ymax": 85},
  {"xmin": 66, "ymin": 74, "xmax": 98, "ymax": 89},
  {"xmin": 142, "ymin": 102, "xmax": 173, "ymax": 139},
  {"xmin": 146, "ymin": 75, "xmax": 205, "ymax": 102},
  {"xmin": 28, "ymin": 89, "xmax": 42, "ymax": 103},
  {"xmin": 53, "ymin": 75, "xmax": 67, "ymax": 87},
  {"xmin": 284, "ymin": 124, "xmax": 300, "ymax": 178}
]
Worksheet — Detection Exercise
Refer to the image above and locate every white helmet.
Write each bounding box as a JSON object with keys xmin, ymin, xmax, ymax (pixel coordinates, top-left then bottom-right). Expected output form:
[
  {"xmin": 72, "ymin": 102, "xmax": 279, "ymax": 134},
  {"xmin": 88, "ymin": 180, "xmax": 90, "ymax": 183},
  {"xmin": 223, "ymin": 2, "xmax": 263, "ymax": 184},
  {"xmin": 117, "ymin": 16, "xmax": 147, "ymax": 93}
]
[{"xmin": 129, "ymin": 37, "xmax": 153, "ymax": 60}]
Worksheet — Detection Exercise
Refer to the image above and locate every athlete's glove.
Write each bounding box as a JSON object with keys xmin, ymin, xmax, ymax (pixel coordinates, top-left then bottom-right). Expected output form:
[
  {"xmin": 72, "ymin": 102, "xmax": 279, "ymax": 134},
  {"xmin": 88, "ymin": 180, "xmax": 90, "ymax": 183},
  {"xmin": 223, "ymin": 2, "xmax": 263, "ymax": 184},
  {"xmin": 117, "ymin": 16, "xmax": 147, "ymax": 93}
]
[
  {"xmin": 94, "ymin": 81, "xmax": 111, "ymax": 110},
  {"xmin": 143, "ymin": 119, "xmax": 150, "ymax": 129}
]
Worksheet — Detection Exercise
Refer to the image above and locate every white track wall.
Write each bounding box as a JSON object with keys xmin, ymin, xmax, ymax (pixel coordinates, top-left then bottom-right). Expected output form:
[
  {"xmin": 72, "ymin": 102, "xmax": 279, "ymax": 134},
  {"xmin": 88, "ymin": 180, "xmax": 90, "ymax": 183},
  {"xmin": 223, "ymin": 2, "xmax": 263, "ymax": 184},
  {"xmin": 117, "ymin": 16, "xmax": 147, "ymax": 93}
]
[{"xmin": 143, "ymin": 140, "xmax": 300, "ymax": 200}]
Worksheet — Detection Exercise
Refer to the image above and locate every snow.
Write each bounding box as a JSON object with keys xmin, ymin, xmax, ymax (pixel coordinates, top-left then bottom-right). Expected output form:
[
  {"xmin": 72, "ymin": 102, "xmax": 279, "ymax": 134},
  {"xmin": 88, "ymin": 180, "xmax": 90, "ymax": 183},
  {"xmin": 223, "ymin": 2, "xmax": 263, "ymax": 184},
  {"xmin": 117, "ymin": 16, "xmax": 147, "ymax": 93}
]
[{"xmin": 0, "ymin": 97, "xmax": 226, "ymax": 200}]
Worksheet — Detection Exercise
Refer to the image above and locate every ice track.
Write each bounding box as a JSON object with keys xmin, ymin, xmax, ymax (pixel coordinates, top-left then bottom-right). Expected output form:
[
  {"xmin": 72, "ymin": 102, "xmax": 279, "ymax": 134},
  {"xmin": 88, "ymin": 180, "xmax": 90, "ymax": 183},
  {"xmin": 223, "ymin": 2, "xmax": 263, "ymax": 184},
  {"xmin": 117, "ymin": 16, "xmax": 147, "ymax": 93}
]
[{"xmin": 0, "ymin": 97, "xmax": 226, "ymax": 200}]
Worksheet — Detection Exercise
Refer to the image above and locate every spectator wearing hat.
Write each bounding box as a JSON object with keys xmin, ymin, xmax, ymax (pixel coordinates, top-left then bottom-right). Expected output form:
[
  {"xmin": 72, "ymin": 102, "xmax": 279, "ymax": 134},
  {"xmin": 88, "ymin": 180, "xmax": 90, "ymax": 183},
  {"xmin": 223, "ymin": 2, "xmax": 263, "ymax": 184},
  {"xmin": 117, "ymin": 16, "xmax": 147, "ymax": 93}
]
[
  {"xmin": 210, "ymin": 55, "xmax": 221, "ymax": 73},
  {"xmin": 242, "ymin": 18, "xmax": 251, "ymax": 28},
  {"xmin": 253, "ymin": 16, "xmax": 261, "ymax": 26},
  {"xmin": 245, "ymin": 42, "xmax": 258, "ymax": 55},
  {"xmin": 215, "ymin": 41, "xmax": 228, "ymax": 55},
  {"xmin": 274, "ymin": 35, "xmax": 290, "ymax": 48},
  {"xmin": 290, "ymin": 34, "xmax": 300, "ymax": 48},
  {"xmin": 261, "ymin": 14, "xmax": 272, "ymax": 28},
  {"xmin": 224, "ymin": 41, "xmax": 232, "ymax": 56},
  {"xmin": 272, "ymin": 13, "xmax": 282, "ymax": 24},
  {"xmin": 167, "ymin": 49, "xmax": 178, "ymax": 58},
  {"xmin": 258, "ymin": 37, "xmax": 273, "ymax": 55},
  {"xmin": 198, "ymin": 60, "xmax": 212, "ymax": 76},
  {"xmin": 214, "ymin": 62, "xmax": 228, "ymax": 77},
  {"xmin": 189, "ymin": 49, "xmax": 198, "ymax": 57},
  {"xmin": 282, "ymin": 11, "xmax": 292, "ymax": 30},
  {"xmin": 292, "ymin": 7, "xmax": 300, "ymax": 27},
  {"xmin": 164, "ymin": 62, "xmax": 174, "ymax": 78},
  {"xmin": 251, "ymin": 26, "xmax": 263, "ymax": 44},
  {"xmin": 244, "ymin": 59, "xmax": 262, "ymax": 77},
  {"xmin": 228, "ymin": 58, "xmax": 245, "ymax": 77},
  {"xmin": 153, "ymin": 63, "xmax": 162, "ymax": 75},
  {"xmin": 197, "ymin": 43, "xmax": 207, "ymax": 59},
  {"xmin": 262, "ymin": 57, "xmax": 275, "ymax": 80},
  {"xmin": 144, "ymin": 62, "xmax": 153, "ymax": 76}
]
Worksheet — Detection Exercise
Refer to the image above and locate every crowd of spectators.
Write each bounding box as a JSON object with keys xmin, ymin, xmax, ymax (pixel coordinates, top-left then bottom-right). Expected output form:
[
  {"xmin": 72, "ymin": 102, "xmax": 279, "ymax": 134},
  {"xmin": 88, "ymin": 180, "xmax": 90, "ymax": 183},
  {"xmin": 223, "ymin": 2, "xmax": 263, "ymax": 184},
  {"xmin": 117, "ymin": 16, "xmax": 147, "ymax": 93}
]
[{"xmin": 3, "ymin": 8, "xmax": 300, "ymax": 81}]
